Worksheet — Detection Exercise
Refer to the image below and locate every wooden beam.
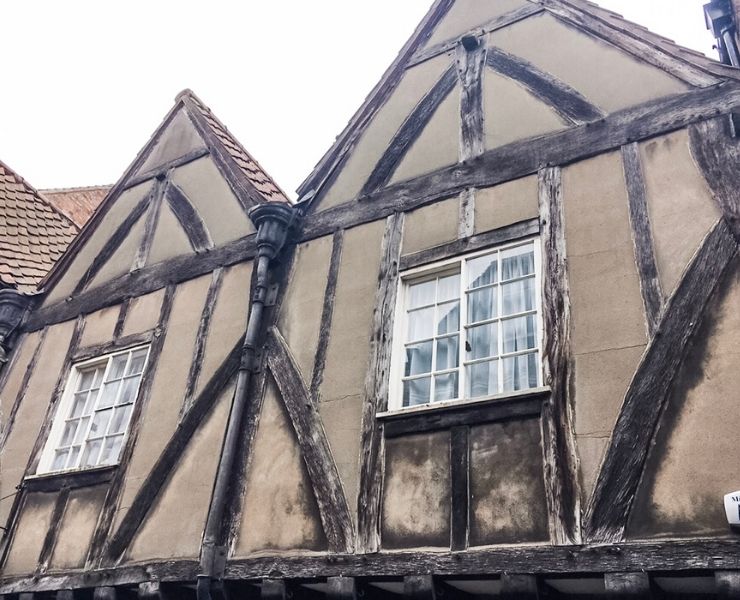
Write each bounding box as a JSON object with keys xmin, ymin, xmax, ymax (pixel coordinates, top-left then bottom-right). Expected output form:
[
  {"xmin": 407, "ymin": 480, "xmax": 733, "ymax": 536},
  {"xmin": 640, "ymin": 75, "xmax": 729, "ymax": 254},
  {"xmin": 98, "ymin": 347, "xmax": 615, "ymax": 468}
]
[
  {"xmin": 689, "ymin": 115, "xmax": 740, "ymax": 240},
  {"xmin": 123, "ymin": 147, "xmax": 210, "ymax": 191},
  {"xmin": 302, "ymin": 84, "xmax": 740, "ymax": 243},
  {"xmin": 266, "ymin": 327, "xmax": 354, "ymax": 554},
  {"xmin": 24, "ymin": 466, "xmax": 115, "ymax": 494},
  {"xmin": 261, "ymin": 580, "xmax": 286, "ymax": 600},
  {"xmin": 310, "ymin": 230, "xmax": 344, "ymax": 402},
  {"xmin": 104, "ymin": 335, "xmax": 243, "ymax": 562},
  {"xmin": 501, "ymin": 574, "xmax": 539, "ymax": 600},
  {"xmin": 113, "ymin": 298, "xmax": 132, "ymax": 340},
  {"xmin": 132, "ymin": 177, "xmax": 166, "ymax": 272},
  {"xmin": 716, "ymin": 571, "xmax": 740, "ymax": 598},
  {"xmin": 585, "ymin": 219, "xmax": 739, "ymax": 543},
  {"xmin": 26, "ymin": 232, "xmax": 259, "ymax": 332},
  {"xmin": 326, "ymin": 577, "xmax": 357, "ymax": 600},
  {"xmin": 72, "ymin": 330, "xmax": 155, "ymax": 363},
  {"xmin": 457, "ymin": 188, "xmax": 475, "ymax": 239},
  {"xmin": 450, "ymin": 426, "xmax": 469, "ymax": 551},
  {"xmin": 399, "ymin": 218, "xmax": 539, "ymax": 272},
  {"xmin": 622, "ymin": 143, "xmax": 663, "ymax": 336},
  {"xmin": 538, "ymin": 167, "xmax": 581, "ymax": 545},
  {"xmin": 356, "ymin": 213, "xmax": 405, "ymax": 553},
  {"xmin": 181, "ymin": 268, "xmax": 224, "ymax": 416},
  {"xmin": 486, "ymin": 47, "xmax": 604, "ymax": 124},
  {"xmin": 37, "ymin": 487, "xmax": 70, "ymax": 571},
  {"xmin": 165, "ymin": 183, "xmax": 214, "ymax": 253},
  {"xmin": 404, "ymin": 575, "xmax": 435, "ymax": 599},
  {"xmin": 457, "ymin": 40, "xmax": 486, "ymax": 161},
  {"xmin": 604, "ymin": 572, "xmax": 651, "ymax": 598},
  {"xmin": 361, "ymin": 67, "xmax": 458, "ymax": 195}
]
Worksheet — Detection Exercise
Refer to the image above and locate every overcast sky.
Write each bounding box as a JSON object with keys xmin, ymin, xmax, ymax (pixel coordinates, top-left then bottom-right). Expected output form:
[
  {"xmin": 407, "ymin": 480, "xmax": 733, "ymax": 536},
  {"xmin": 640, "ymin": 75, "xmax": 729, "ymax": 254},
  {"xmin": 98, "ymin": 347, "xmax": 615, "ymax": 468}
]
[{"xmin": 0, "ymin": 1, "xmax": 718, "ymax": 198}]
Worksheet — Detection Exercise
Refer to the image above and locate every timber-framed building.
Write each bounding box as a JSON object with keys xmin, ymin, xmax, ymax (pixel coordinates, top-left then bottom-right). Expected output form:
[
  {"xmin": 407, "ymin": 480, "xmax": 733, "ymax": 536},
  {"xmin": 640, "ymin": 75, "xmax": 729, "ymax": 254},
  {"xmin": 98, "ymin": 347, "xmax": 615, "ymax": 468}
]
[{"xmin": 1, "ymin": 1, "xmax": 740, "ymax": 598}]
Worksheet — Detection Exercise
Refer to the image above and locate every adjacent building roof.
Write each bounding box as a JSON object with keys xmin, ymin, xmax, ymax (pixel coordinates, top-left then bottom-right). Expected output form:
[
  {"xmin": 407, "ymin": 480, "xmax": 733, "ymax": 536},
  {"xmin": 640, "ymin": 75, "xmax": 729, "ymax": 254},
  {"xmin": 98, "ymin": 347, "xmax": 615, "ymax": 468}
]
[
  {"xmin": 41, "ymin": 185, "xmax": 110, "ymax": 228},
  {"xmin": 0, "ymin": 160, "xmax": 78, "ymax": 292}
]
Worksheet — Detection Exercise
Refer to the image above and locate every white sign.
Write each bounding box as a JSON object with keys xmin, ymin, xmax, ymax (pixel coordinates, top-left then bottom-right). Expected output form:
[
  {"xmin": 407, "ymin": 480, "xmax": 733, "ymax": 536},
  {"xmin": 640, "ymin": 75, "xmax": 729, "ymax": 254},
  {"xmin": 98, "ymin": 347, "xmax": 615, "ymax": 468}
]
[{"xmin": 724, "ymin": 491, "xmax": 740, "ymax": 526}]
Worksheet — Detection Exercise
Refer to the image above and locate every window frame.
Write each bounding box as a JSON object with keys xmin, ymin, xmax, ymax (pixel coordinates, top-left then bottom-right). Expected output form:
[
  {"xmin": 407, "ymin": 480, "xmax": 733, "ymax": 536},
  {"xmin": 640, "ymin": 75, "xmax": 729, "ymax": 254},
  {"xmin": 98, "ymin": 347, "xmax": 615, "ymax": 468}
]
[
  {"xmin": 388, "ymin": 236, "xmax": 543, "ymax": 412},
  {"xmin": 36, "ymin": 344, "xmax": 151, "ymax": 475}
]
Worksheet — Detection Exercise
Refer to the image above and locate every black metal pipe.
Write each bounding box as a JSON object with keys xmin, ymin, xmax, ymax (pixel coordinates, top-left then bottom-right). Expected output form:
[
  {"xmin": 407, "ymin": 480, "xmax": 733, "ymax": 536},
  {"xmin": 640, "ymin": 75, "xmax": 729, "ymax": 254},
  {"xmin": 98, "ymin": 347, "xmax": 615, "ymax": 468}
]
[{"xmin": 197, "ymin": 203, "xmax": 294, "ymax": 600}]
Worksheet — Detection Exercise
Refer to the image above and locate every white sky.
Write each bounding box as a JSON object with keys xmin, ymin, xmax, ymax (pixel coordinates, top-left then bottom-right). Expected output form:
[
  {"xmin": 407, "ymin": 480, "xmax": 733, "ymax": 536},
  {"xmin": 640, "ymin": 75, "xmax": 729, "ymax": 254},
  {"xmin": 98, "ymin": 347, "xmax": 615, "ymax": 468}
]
[{"xmin": 0, "ymin": 1, "xmax": 718, "ymax": 198}]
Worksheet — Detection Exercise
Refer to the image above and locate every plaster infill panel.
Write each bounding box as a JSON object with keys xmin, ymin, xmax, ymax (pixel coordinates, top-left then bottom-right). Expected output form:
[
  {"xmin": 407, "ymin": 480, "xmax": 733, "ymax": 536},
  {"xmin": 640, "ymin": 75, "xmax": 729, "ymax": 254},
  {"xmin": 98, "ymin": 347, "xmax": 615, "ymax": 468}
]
[
  {"xmin": 79, "ymin": 304, "xmax": 120, "ymax": 348},
  {"xmin": 640, "ymin": 129, "xmax": 722, "ymax": 298},
  {"xmin": 50, "ymin": 485, "xmax": 107, "ymax": 570},
  {"xmin": 45, "ymin": 181, "xmax": 154, "ymax": 305},
  {"xmin": 136, "ymin": 108, "xmax": 206, "ymax": 176},
  {"xmin": 235, "ymin": 379, "xmax": 327, "ymax": 555},
  {"xmin": 0, "ymin": 320, "xmax": 76, "ymax": 528},
  {"xmin": 3, "ymin": 492, "xmax": 56, "ymax": 576},
  {"xmin": 381, "ymin": 431, "xmax": 451, "ymax": 549},
  {"xmin": 146, "ymin": 202, "xmax": 195, "ymax": 267},
  {"xmin": 319, "ymin": 54, "xmax": 452, "ymax": 211},
  {"xmin": 469, "ymin": 418, "xmax": 549, "ymax": 546},
  {"xmin": 474, "ymin": 175, "xmax": 539, "ymax": 234},
  {"xmin": 402, "ymin": 195, "xmax": 459, "ymax": 255},
  {"xmin": 278, "ymin": 235, "xmax": 334, "ymax": 379},
  {"xmin": 171, "ymin": 156, "xmax": 254, "ymax": 246},
  {"xmin": 629, "ymin": 258, "xmax": 740, "ymax": 539},
  {"xmin": 492, "ymin": 13, "xmax": 688, "ymax": 114},
  {"xmin": 425, "ymin": 0, "xmax": 532, "ymax": 47},
  {"xmin": 120, "ymin": 287, "xmax": 166, "ymax": 338},
  {"xmin": 0, "ymin": 330, "xmax": 43, "ymax": 426},
  {"xmin": 88, "ymin": 217, "xmax": 147, "ymax": 290},
  {"xmin": 483, "ymin": 70, "xmax": 568, "ymax": 150},
  {"xmin": 128, "ymin": 381, "xmax": 234, "ymax": 560}
]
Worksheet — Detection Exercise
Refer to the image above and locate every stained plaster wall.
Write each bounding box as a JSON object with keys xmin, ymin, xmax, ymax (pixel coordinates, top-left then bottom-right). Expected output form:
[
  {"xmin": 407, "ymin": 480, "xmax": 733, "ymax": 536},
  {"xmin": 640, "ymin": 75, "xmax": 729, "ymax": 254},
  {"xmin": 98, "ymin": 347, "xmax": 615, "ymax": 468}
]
[
  {"xmin": 235, "ymin": 378, "xmax": 326, "ymax": 556},
  {"xmin": 0, "ymin": 330, "xmax": 43, "ymax": 429},
  {"xmin": 639, "ymin": 129, "xmax": 722, "ymax": 298},
  {"xmin": 88, "ymin": 218, "xmax": 147, "ymax": 290},
  {"xmin": 473, "ymin": 175, "xmax": 539, "ymax": 234},
  {"xmin": 402, "ymin": 196, "xmax": 459, "ymax": 255},
  {"xmin": 3, "ymin": 492, "xmax": 56, "ymax": 575},
  {"xmin": 146, "ymin": 203, "xmax": 194, "ymax": 266},
  {"xmin": 50, "ymin": 485, "xmax": 108, "ymax": 570},
  {"xmin": 562, "ymin": 151, "xmax": 648, "ymax": 501},
  {"xmin": 120, "ymin": 288, "xmax": 166, "ymax": 338},
  {"xmin": 136, "ymin": 108, "xmax": 206, "ymax": 176},
  {"xmin": 78, "ymin": 305, "xmax": 120, "ymax": 348},
  {"xmin": 629, "ymin": 258, "xmax": 740, "ymax": 539}
]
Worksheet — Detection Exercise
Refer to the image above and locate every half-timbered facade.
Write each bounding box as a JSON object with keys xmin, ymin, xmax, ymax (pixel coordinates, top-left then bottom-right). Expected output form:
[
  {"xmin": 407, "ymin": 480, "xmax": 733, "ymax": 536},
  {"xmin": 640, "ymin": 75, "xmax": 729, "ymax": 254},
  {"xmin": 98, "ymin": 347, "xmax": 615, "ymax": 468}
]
[{"xmin": 2, "ymin": 1, "xmax": 740, "ymax": 598}]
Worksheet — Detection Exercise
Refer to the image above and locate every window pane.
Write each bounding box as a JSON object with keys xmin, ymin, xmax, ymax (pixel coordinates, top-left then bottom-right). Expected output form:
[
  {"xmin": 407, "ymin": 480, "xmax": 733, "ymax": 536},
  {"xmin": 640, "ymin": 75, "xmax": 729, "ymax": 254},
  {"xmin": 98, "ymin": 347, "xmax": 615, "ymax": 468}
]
[
  {"xmin": 52, "ymin": 449, "xmax": 70, "ymax": 471},
  {"xmin": 98, "ymin": 380, "xmax": 121, "ymax": 408},
  {"xmin": 70, "ymin": 392, "xmax": 88, "ymax": 418},
  {"xmin": 74, "ymin": 417, "xmax": 90, "ymax": 444},
  {"xmin": 467, "ymin": 323, "xmax": 498, "ymax": 360},
  {"xmin": 78, "ymin": 370, "xmax": 96, "ymax": 392},
  {"xmin": 408, "ymin": 280, "xmax": 436, "ymax": 309},
  {"xmin": 89, "ymin": 409, "xmax": 112, "ymax": 438},
  {"xmin": 434, "ymin": 372, "xmax": 458, "ymax": 402},
  {"xmin": 126, "ymin": 349, "xmax": 149, "ymax": 375},
  {"xmin": 81, "ymin": 439, "xmax": 102, "ymax": 468},
  {"xmin": 502, "ymin": 278, "xmax": 535, "ymax": 316},
  {"xmin": 99, "ymin": 435, "xmax": 124, "ymax": 466},
  {"xmin": 437, "ymin": 301, "xmax": 460, "ymax": 335},
  {"xmin": 110, "ymin": 405, "xmax": 133, "ymax": 435},
  {"xmin": 503, "ymin": 352, "xmax": 539, "ymax": 391},
  {"xmin": 108, "ymin": 355, "xmax": 128, "ymax": 381},
  {"xmin": 437, "ymin": 274, "xmax": 460, "ymax": 302},
  {"xmin": 118, "ymin": 376, "xmax": 141, "ymax": 405},
  {"xmin": 467, "ymin": 254, "xmax": 497, "ymax": 289},
  {"xmin": 84, "ymin": 390, "xmax": 99, "ymax": 414},
  {"xmin": 467, "ymin": 360, "xmax": 498, "ymax": 398},
  {"xmin": 467, "ymin": 287, "xmax": 496, "ymax": 324},
  {"xmin": 407, "ymin": 307, "xmax": 434, "ymax": 341},
  {"xmin": 435, "ymin": 335, "xmax": 459, "ymax": 371},
  {"xmin": 405, "ymin": 341, "xmax": 433, "ymax": 377},
  {"xmin": 60, "ymin": 421, "xmax": 78, "ymax": 447},
  {"xmin": 92, "ymin": 367, "xmax": 105, "ymax": 389},
  {"xmin": 403, "ymin": 377, "xmax": 431, "ymax": 407},
  {"xmin": 68, "ymin": 445, "xmax": 81, "ymax": 468},
  {"xmin": 501, "ymin": 246, "xmax": 534, "ymax": 280},
  {"xmin": 502, "ymin": 315, "xmax": 537, "ymax": 354}
]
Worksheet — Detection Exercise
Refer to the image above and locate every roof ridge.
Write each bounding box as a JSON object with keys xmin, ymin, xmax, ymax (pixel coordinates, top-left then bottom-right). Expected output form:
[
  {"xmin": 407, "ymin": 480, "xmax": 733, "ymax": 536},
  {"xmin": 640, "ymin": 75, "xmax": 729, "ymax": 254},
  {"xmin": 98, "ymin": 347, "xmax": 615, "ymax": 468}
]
[{"xmin": 41, "ymin": 184, "xmax": 112, "ymax": 193}]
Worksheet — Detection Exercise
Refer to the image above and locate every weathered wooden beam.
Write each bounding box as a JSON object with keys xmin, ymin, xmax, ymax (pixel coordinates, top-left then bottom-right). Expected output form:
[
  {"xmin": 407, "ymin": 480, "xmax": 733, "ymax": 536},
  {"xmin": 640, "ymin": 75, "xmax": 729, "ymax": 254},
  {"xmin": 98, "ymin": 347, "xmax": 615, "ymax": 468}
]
[
  {"xmin": 716, "ymin": 571, "xmax": 740, "ymax": 598},
  {"xmin": 585, "ymin": 219, "xmax": 739, "ymax": 543},
  {"xmin": 132, "ymin": 177, "xmax": 166, "ymax": 272},
  {"xmin": 310, "ymin": 230, "xmax": 344, "ymax": 402},
  {"xmin": 266, "ymin": 327, "xmax": 354, "ymax": 553},
  {"xmin": 326, "ymin": 577, "xmax": 357, "ymax": 600},
  {"xmin": 302, "ymin": 84, "xmax": 740, "ymax": 243},
  {"xmin": 24, "ymin": 466, "xmax": 116, "ymax": 493},
  {"xmin": 689, "ymin": 115, "xmax": 740, "ymax": 240},
  {"xmin": 261, "ymin": 580, "xmax": 286, "ymax": 600},
  {"xmin": 356, "ymin": 213, "xmax": 405, "ymax": 553},
  {"xmin": 486, "ymin": 47, "xmax": 604, "ymax": 124},
  {"xmin": 538, "ymin": 167, "xmax": 581, "ymax": 545},
  {"xmin": 361, "ymin": 67, "xmax": 458, "ymax": 195},
  {"xmin": 165, "ymin": 183, "xmax": 214, "ymax": 253},
  {"xmin": 37, "ymin": 486, "xmax": 70, "ymax": 570},
  {"xmin": 123, "ymin": 147, "xmax": 210, "ymax": 191},
  {"xmin": 501, "ymin": 574, "xmax": 539, "ymax": 600},
  {"xmin": 73, "ymin": 330, "xmax": 155, "ymax": 363},
  {"xmin": 181, "ymin": 268, "xmax": 224, "ymax": 416},
  {"xmin": 604, "ymin": 572, "xmax": 651, "ymax": 598},
  {"xmin": 457, "ymin": 188, "xmax": 475, "ymax": 239},
  {"xmin": 404, "ymin": 575, "xmax": 435, "ymax": 599},
  {"xmin": 113, "ymin": 298, "xmax": 132, "ymax": 339},
  {"xmin": 450, "ymin": 426, "xmax": 469, "ymax": 551},
  {"xmin": 457, "ymin": 39, "xmax": 486, "ymax": 161},
  {"xmin": 400, "ymin": 218, "xmax": 539, "ymax": 272},
  {"xmin": 622, "ymin": 143, "xmax": 663, "ymax": 336}
]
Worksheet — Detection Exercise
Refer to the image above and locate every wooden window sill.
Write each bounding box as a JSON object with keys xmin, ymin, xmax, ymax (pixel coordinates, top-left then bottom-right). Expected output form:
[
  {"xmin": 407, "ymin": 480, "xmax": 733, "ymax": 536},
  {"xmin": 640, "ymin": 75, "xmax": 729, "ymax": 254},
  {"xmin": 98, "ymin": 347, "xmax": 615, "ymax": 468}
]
[{"xmin": 24, "ymin": 465, "xmax": 117, "ymax": 493}]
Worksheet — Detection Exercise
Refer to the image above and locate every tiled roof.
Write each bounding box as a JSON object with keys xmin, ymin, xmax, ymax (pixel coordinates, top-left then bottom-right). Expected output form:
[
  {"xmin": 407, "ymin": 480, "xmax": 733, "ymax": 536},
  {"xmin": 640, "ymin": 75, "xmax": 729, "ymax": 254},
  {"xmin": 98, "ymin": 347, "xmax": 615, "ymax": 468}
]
[
  {"xmin": 0, "ymin": 160, "xmax": 78, "ymax": 292},
  {"xmin": 41, "ymin": 185, "xmax": 110, "ymax": 228},
  {"xmin": 181, "ymin": 90, "xmax": 291, "ymax": 203}
]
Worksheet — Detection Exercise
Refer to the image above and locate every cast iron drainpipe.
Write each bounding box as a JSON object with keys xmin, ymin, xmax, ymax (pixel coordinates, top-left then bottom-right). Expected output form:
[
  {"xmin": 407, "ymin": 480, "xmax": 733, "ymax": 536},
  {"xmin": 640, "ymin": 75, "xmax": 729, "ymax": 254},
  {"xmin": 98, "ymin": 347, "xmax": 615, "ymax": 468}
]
[{"xmin": 198, "ymin": 202, "xmax": 295, "ymax": 600}]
